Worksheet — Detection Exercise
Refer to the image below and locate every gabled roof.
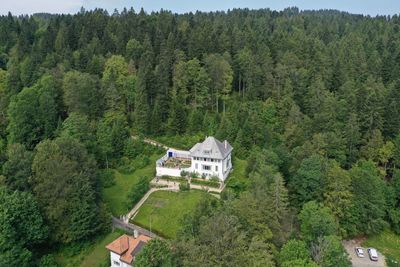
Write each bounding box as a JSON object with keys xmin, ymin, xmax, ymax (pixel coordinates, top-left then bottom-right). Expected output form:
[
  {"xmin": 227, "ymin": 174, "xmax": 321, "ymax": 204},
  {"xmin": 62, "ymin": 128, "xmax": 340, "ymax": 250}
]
[
  {"xmin": 190, "ymin": 136, "xmax": 233, "ymax": 160},
  {"xmin": 106, "ymin": 234, "xmax": 151, "ymax": 264}
]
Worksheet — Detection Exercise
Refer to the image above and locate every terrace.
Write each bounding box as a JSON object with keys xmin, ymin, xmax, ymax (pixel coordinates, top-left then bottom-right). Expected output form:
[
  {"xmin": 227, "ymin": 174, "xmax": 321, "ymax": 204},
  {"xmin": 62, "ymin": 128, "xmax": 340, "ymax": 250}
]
[
  {"xmin": 163, "ymin": 157, "xmax": 191, "ymax": 169},
  {"xmin": 156, "ymin": 149, "xmax": 192, "ymax": 177}
]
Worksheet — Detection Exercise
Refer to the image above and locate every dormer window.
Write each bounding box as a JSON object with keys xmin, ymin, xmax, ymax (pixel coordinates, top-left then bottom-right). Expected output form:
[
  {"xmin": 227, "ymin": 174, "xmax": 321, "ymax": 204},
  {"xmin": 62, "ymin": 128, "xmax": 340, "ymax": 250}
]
[{"xmin": 203, "ymin": 150, "xmax": 211, "ymax": 155}]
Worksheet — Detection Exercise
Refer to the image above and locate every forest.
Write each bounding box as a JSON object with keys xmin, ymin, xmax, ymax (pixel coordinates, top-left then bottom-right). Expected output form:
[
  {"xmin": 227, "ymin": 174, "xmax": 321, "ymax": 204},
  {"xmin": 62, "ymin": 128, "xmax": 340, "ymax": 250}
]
[{"xmin": 0, "ymin": 6, "xmax": 400, "ymax": 267}]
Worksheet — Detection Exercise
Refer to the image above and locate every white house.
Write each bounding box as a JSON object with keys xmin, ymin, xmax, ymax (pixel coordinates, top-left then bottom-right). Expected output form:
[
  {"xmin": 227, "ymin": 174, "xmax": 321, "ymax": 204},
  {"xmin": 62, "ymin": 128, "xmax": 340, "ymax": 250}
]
[
  {"xmin": 105, "ymin": 233, "xmax": 151, "ymax": 267},
  {"xmin": 156, "ymin": 136, "xmax": 233, "ymax": 181}
]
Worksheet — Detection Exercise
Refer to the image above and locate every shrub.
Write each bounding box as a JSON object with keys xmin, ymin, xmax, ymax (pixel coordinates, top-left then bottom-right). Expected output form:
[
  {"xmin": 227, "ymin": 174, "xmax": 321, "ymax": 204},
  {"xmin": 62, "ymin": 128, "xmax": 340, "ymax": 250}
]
[
  {"xmin": 127, "ymin": 176, "xmax": 150, "ymax": 208},
  {"xmin": 210, "ymin": 175, "xmax": 220, "ymax": 182},
  {"xmin": 99, "ymin": 169, "xmax": 115, "ymax": 188},
  {"xmin": 117, "ymin": 164, "xmax": 135, "ymax": 174},
  {"xmin": 191, "ymin": 179, "xmax": 220, "ymax": 188},
  {"xmin": 180, "ymin": 170, "xmax": 189, "ymax": 177},
  {"xmin": 190, "ymin": 172, "xmax": 199, "ymax": 178},
  {"xmin": 133, "ymin": 155, "xmax": 150, "ymax": 169},
  {"xmin": 201, "ymin": 173, "xmax": 207, "ymax": 179},
  {"xmin": 179, "ymin": 181, "xmax": 190, "ymax": 191}
]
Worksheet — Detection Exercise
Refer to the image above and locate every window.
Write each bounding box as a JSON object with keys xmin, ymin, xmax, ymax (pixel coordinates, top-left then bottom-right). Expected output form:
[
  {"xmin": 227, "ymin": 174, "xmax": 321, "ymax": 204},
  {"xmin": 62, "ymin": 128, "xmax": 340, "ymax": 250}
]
[
  {"xmin": 211, "ymin": 159, "xmax": 214, "ymax": 162},
  {"xmin": 202, "ymin": 165, "xmax": 211, "ymax": 171},
  {"xmin": 204, "ymin": 157, "xmax": 207, "ymax": 161},
  {"xmin": 195, "ymin": 163, "xmax": 198, "ymax": 169},
  {"xmin": 215, "ymin": 166, "xmax": 218, "ymax": 171},
  {"xmin": 113, "ymin": 261, "xmax": 120, "ymax": 266}
]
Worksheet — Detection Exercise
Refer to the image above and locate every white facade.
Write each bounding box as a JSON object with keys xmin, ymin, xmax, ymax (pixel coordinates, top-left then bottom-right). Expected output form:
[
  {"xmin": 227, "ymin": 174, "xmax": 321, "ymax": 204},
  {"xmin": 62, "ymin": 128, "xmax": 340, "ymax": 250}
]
[
  {"xmin": 110, "ymin": 252, "xmax": 131, "ymax": 267},
  {"xmin": 191, "ymin": 153, "xmax": 232, "ymax": 180},
  {"xmin": 156, "ymin": 137, "xmax": 233, "ymax": 181}
]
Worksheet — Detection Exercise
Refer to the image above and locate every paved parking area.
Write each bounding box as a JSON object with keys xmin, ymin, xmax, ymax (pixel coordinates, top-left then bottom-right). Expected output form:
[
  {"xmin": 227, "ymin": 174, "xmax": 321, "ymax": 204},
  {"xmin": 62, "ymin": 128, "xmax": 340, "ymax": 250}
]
[{"xmin": 344, "ymin": 240, "xmax": 386, "ymax": 267}]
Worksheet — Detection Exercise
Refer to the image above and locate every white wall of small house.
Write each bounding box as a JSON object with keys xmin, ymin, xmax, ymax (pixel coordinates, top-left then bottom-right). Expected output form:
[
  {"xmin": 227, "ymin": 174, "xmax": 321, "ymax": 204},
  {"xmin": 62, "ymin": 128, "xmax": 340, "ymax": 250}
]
[{"xmin": 110, "ymin": 252, "xmax": 132, "ymax": 267}]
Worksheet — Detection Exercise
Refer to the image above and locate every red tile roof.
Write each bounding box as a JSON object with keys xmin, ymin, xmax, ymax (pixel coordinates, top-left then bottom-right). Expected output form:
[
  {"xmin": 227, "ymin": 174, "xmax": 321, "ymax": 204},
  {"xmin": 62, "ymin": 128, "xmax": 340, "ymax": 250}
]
[{"xmin": 106, "ymin": 234, "xmax": 151, "ymax": 264}]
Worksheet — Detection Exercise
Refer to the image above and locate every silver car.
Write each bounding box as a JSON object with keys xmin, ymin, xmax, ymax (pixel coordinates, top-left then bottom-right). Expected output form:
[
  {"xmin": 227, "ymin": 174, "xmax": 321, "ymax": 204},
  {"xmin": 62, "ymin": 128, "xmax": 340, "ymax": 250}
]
[
  {"xmin": 368, "ymin": 248, "xmax": 378, "ymax": 261},
  {"xmin": 355, "ymin": 247, "xmax": 365, "ymax": 258}
]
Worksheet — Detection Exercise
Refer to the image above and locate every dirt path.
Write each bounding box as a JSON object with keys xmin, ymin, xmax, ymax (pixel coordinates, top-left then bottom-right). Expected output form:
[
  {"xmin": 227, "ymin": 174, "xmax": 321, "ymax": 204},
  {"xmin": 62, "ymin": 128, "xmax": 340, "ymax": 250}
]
[
  {"xmin": 131, "ymin": 135, "xmax": 171, "ymax": 150},
  {"xmin": 124, "ymin": 186, "xmax": 179, "ymax": 223}
]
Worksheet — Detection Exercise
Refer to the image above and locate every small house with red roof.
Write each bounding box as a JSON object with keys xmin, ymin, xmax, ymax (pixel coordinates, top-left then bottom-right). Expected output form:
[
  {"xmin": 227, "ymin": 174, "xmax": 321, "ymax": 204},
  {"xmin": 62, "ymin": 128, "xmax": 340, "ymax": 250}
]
[{"xmin": 106, "ymin": 233, "xmax": 151, "ymax": 267}]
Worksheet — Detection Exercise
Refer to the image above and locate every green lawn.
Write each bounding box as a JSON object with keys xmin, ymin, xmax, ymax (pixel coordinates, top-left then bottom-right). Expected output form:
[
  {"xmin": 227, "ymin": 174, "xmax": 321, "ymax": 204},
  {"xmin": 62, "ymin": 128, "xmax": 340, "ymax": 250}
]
[
  {"xmin": 55, "ymin": 230, "xmax": 124, "ymax": 267},
  {"xmin": 102, "ymin": 153, "xmax": 162, "ymax": 216},
  {"xmin": 226, "ymin": 157, "xmax": 249, "ymax": 193},
  {"xmin": 363, "ymin": 229, "xmax": 400, "ymax": 266},
  {"xmin": 132, "ymin": 190, "xmax": 208, "ymax": 238}
]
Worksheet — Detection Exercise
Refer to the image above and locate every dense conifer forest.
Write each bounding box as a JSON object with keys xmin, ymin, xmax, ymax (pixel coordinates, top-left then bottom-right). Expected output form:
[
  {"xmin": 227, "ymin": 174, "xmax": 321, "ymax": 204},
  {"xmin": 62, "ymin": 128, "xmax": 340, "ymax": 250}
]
[{"xmin": 0, "ymin": 6, "xmax": 400, "ymax": 266}]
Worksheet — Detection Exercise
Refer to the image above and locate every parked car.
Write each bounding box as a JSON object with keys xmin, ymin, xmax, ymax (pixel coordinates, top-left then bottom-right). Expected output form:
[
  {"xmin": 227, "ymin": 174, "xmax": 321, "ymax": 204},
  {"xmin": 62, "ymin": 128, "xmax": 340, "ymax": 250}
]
[
  {"xmin": 368, "ymin": 248, "xmax": 378, "ymax": 261},
  {"xmin": 355, "ymin": 247, "xmax": 365, "ymax": 258}
]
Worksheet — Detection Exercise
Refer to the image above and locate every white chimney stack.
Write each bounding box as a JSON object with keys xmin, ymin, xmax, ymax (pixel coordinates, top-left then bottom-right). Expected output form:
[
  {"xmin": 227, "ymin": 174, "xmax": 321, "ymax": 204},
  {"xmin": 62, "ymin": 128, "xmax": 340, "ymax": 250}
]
[
  {"xmin": 133, "ymin": 229, "xmax": 139, "ymax": 238},
  {"xmin": 224, "ymin": 140, "xmax": 227, "ymax": 149}
]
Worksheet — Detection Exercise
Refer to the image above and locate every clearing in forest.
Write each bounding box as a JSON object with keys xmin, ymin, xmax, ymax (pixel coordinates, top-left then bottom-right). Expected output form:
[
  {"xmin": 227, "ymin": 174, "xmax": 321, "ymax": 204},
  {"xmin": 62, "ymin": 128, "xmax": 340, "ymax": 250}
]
[{"xmin": 131, "ymin": 190, "xmax": 209, "ymax": 238}]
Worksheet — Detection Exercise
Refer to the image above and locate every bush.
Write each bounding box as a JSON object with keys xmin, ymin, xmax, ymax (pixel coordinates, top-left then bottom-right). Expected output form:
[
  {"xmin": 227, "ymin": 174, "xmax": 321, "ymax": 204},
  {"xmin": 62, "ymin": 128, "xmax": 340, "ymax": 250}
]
[
  {"xmin": 180, "ymin": 170, "xmax": 189, "ymax": 177},
  {"xmin": 117, "ymin": 164, "xmax": 135, "ymax": 174},
  {"xmin": 117, "ymin": 156, "xmax": 135, "ymax": 174},
  {"xmin": 39, "ymin": 255, "xmax": 59, "ymax": 267},
  {"xmin": 210, "ymin": 175, "xmax": 220, "ymax": 182},
  {"xmin": 201, "ymin": 173, "xmax": 207, "ymax": 179},
  {"xmin": 162, "ymin": 176, "xmax": 184, "ymax": 183},
  {"xmin": 190, "ymin": 172, "xmax": 199, "ymax": 178},
  {"xmin": 191, "ymin": 179, "xmax": 220, "ymax": 188},
  {"xmin": 179, "ymin": 181, "xmax": 190, "ymax": 191},
  {"xmin": 127, "ymin": 176, "xmax": 150, "ymax": 208},
  {"xmin": 99, "ymin": 169, "xmax": 115, "ymax": 188},
  {"xmin": 132, "ymin": 155, "xmax": 150, "ymax": 169}
]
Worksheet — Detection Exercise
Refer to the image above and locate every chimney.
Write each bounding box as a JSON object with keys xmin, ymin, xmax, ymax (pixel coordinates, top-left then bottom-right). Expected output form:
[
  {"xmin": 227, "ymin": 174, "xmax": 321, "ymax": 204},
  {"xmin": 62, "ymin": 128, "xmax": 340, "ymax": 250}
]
[
  {"xmin": 133, "ymin": 229, "xmax": 139, "ymax": 238},
  {"xmin": 224, "ymin": 140, "xmax": 227, "ymax": 149}
]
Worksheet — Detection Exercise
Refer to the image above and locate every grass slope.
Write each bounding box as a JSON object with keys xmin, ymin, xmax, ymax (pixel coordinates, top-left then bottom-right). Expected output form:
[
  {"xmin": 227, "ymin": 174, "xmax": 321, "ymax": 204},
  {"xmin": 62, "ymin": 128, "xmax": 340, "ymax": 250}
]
[
  {"xmin": 132, "ymin": 190, "xmax": 208, "ymax": 238},
  {"xmin": 102, "ymin": 153, "xmax": 162, "ymax": 216},
  {"xmin": 363, "ymin": 229, "xmax": 400, "ymax": 266},
  {"xmin": 55, "ymin": 230, "xmax": 124, "ymax": 267}
]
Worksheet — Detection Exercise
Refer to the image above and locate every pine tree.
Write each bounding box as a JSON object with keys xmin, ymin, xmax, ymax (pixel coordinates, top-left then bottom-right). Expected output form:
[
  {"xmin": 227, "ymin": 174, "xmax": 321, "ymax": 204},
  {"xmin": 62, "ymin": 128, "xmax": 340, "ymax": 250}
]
[{"xmin": 134, "ymin": 69, "xmax": 150, "ymax": 134}]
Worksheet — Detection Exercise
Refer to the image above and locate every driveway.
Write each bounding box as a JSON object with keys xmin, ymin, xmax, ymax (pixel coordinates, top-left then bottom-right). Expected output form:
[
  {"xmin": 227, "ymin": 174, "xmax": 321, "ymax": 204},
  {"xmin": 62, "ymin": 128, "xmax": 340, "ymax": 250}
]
[{"xmin": 343, "ymin": 240, "xmax": 386, "ymax": 267}]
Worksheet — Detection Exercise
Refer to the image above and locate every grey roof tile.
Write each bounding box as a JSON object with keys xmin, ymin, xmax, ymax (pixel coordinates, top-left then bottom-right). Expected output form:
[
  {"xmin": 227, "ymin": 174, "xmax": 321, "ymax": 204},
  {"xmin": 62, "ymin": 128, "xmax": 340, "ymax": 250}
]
[{"xmin": 190, "ymin": 136, "xmax": 232, "ymax": 159}]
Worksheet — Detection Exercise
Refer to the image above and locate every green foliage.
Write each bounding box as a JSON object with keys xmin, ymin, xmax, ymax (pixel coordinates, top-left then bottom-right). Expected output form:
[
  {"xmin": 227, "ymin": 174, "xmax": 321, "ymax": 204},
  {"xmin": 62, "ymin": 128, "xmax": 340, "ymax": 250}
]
[
  {"xmin": 290, "ymin": 154, "xmax": 327, "ymax": 207},
  {"xmin": 7, "ymin": 74, "xmax": 60, "ymax": 149},
  {"xmin": 3, "ymin": 7, "xmax": 400, "ymax": 265},
  {"xmin": 280, "ymin": 239, "xmax": 318, "ymax": 267},
  {"xmin": 59, "ymin": 112, "xmax": 97, "ymax": 155},
  {"xmin": 179, "ymin": 181, "xmax": 190, "ymax": 191},
  {"xmin": 99, "ymin": 169, "xmax": 115, "ymax": 188},
  {"xmin": 363, "ymin": 229, "xmax": 400, "ymax": 266},
  {"xmin": 97, "ymin": 111, "xmax": 129, "ymax": 167},
  {"xmin": 0, "ymin": 187, "xmax": 48, "ymax": 267},
  {"xmin": 323, "ymin": 161, "xmax": 354, "ymax": 237},
  {"xmin": 63, "ymin": 70, "xmax": 102, "ymax": 118},
  {"xmin": 39, "ymin": 255, "xmax": 59, "ymax": 267},
  {"xmin": 2, "ymin": 143, "xmax": 33, "ymax": 191},
  {"xmin": 135, "ymin": 239, "xmax": 173, "ymax": 267},
  {"xmin": 350, "ymin": 160, "xmax": 388, "ymax": 235},
  {"xmin": 190, "ymin": 178, "xmax": 220, "ymax": 188},
  {"xmin": 127, "ymin": 176, "xmax": 150, "ymax": 207},
  {"xmin": 299, "ymin": 201, "xmax": 338, "ymax": 244},
  {"xmin": 310, "ymin": 235, "xmax": 351, "ymax": 267},
  {"xmin": 31, "ymin": 137, "xmax": 101, "ymax": 244}
]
